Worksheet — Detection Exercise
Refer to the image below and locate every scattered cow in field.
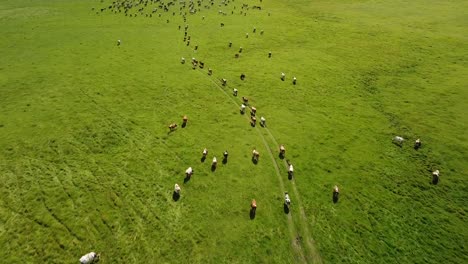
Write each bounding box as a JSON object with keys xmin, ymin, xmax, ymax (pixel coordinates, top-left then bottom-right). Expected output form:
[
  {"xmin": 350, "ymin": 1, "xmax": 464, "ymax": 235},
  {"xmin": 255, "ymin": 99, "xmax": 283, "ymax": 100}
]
[
  {"xmin": 240, "ymin": 73, "xmax": 245, "ymax": 80},
  {"xmin": 169, "ymin": 123, "xmax": 178, "ymax": 131},
  {"xmin": 181, "ymin": 57, "xmax": 185, "ymax": 64},
  {"xmin": 287, "ymin": 160, "xmax": 294, "ymax": 179},
  {"xmin": 279, "ymin": 145, "xmax": 286, "ymax": 158},
  {"xmin": 229, "ymin": 42, "xmax": 232, "ymax": 47},
  {"xmin": 185, "ymin": 167, "xmax": 194, "ymax": 177},
  {"xmin": 260, "ymin": 116, "xmax": 266, "ymax": 127},
  {"xmin": 333, "ymin": 185, "xmax": 339, "ymax": 203},
  {"xmin": 221, "ymin": 78, "xmax": 227, "ymax": 86},
  {"xmin": 250, "ymin": 199, "xmax": 257, "ymax": 218},
  {"xmin": 220, "ymin": 22, "xmax": 224, "ymax": 27},
  {"xmin": 253, "ymin": 27, "xmax": 256, "ymax": 33},
  {"xmin": 235, "ymin": 53, "xmax": 240, "ymax": 58},
  {"xmin": 240, "ymin": 103, "xmax": 246, "ymax": 114},
  {"xmin": 251, "ymin": 106, "xmax": 257, "ymax": 116},
  {"xmin": 432, "ymin": 169, "xmax": 440, "ymax": 185},
  {"xmin": 281, "ymin": 72, "xmax": 285, "ymax": 81},
  {"xmin": 208, "ymin": 68, "xmax": 213, "ymax": 75},
  {"xmin": 393, "ymin": 136, "xmax": 404, "ymax": 147},
  {"xmin": 284, "ymin": 192, "xmax": 291, "ymax": 211},
  {"xmin": 182, "ymin": 115, "xmax": 188, "ymax": 126},
  {"xmin": 174, "ymin": 183, "xmax": 181, "ymax": 194},
  {"xmin": 268, "ymin": 51, "xmax": 271, "ymax": 58},
  {"xmin": 293, "ymin": 77, "xmax": 297, "ymax": 85},
  {"xmin": 251, "ymin": 116, "xmax": 257, "ymax": 127},
  {"xmin": 117, "ymin": 39, "xmax": 121, "ymax": 46},
  {"xmin": 252, "ymin": 148, "xmax": 260, "ymax": 162},
  {"xmin": 246, "ymin": 33, "xmax": 249, "ymax": 38},
  {"xmin": 79, "ymin": 252, "xmax": 100, "ymax": 264},
  {"xmin": 223, "ymin": 150, "xmax": 229, "ymax": 163},
  {"xmin": 211, "ymin": 156, "xmax": 217, "ymax": 170},
  {"xmin": 242, "ymin": 96, "xmax": 249, "ymax": 105},
  {"xmin": 233, "ymin": 88, "xmax": 238, "ymax": 96},
  {"xmin": 239, "ymin": 47, "xmax": 243, "ymax": 53},
  {"xmin": 414, "ymin": 138, "xmax": 421, "ymax": 150}
]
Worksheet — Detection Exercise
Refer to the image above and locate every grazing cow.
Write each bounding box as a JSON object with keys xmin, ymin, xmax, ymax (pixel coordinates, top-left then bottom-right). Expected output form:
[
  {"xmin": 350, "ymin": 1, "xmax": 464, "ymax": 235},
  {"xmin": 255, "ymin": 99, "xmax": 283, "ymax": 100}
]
[
  {"xmin": 393, "ymin": 136, "xmax": 404, "ymax": 147},
  {"xmin": 194, "ymin": 45, "xmax": 198, "ymax": 50},
  {"xmin": 117, "ymin": 39, "xmax": 121, "ymax": 46},
  {"xmin": 284, "ymin": 192, "xmax": 291, "ymax": 206},
  {"xmin": 235, "ymin": 53, "xmax": 240, "ymax": 58},
  {"xmin": 233, "ymin": 88, "xmax": 238, "ymax": 96},
  {"xmin": 240, "ymin": 73, "xmax": 245, "ymax": 80},
  {"xmin": 333, "ymin": 185, "xmax": 339, "ymax": 203},
  {"xmin": 239, "ymin": 47, "xmax": 243, "ymax": 53},
  {"xmin": 208, "ymin": 68, "xmax": 213, "ymax": 75},
  {"xmin": 432, "ymin": 169, "xmax": 440, "ymax": 184},
  {"xmin": 220, "ymin": 23, "xmax": 224, "ymax": 27},
  {"xmin": 293, "ymin": 77, "xmax": 297, "ymax": 85},
  {"xmin": 181, "ymin": 57, "xmax": 185, "ymax": 64},
  {"xmin": 287, "ymin": 161, "xmax": 294, "ymax": 179},
  {"xmin": 251, "ymin": 106, "xmax": 257, "ymax": 116},
  {"xmin": 240, "ymin": 103, "xmax": 246, "ymax": 114},
  {"xmin": 79, "ymin": 252, "xmax": 100, "ymax": 264},
  {"xmin": 251, "ymin": 199, "xmax": 257, "ymax": 211},
  {"xmin": 242, "ymin": 96, "xmax": 249, "ymax": 105},
  {"xmin": 223, "ymin": 150, "xmax": 228, "ymax": 159},
  {"xmin": 182, "ymin": 115, "xmax": 188, "ymax": 124},
  {"xmin": 281, "ymin": 72, "xmax": 285, "ymax": 81},
  {"xmin": 221, "ymin": 78, "xmax": 227, "ymax": 86},
  {"xmin": 252, "ymin": 149, "xmax": 260, "ymax": 161},
  {"xmin": 169, "ymin": 123, "xmax": 178, "ymax": 131},
  {"xmin": 260, "ymin": 116, "xmax": 266, "ymax": 127},
  {"xmin": 279, "ymin": 145, "xmax": 286, "ymax": 157},
  {"xmin": 185, "ymin": 167, "xmax": 194, "ymax": 177},
  {"xmin": 174, "ymin": 183, "xmax": 181, "ymax": 194},
  {"xmin": 229, "ymin": 41, "xmax": 232, "ymax": 47},
  {"xmin": 212, "ymin": 156, "xmax": 217, "ymax": 167},
  {"xmin": 246, "ymin": 33, "xmax": 249, "ymax": 38},
  {"xmin": 268, "ymin": 51, "xmax": 271, "ymax": 58},
  {"xmin": 199, "ymin": 62, "xmax": 204, "ymax": 69},
  {"xmin": 202, "ymin": 148, "xmax": 208, "ymax": 157},
  {"xmin": 253, "ymin": 28, "xmax": 256, "ymax": 33},
  {"xmin": 414, "ymin": 138, "xmax": 421, "ymax": 150},
  {"xmin": 251, "ymin": 116, "xmax": 257, "ymax": 127}
]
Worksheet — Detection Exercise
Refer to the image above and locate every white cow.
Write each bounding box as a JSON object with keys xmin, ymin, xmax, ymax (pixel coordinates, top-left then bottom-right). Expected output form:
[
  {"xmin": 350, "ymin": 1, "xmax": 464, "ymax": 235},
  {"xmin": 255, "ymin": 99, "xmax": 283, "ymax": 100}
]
[
  {"xmin": 260, "ymin": 116, "xmax": 266, "ymax": 126},
  {"xmin": 79, "ymin": 252, "xmax": 99, "ymax": 264},
  {"xmin": 240, "ymin": 104, "xmax": 246, "ymax": 113},
  {"xmin": 185, "ymin": 167, "xmax": 193, "ymax": 176},
  {"xmin": 212, "ymin": 156, "xmax": 217, "ymax": 165},
  {"xmin": 393, "ymin": 136, "xmax": 404, "ymax": 146},
  {"xmin": 174, "ymin": 183, "xmax": 181, "ymax": 193},
  {"xmin": 288, "ymin": 164, "xmax": 294, "ymax": 173},
  {"xmin": 284, "ymin": 192, "xmax": 291, "ymax": 205}
]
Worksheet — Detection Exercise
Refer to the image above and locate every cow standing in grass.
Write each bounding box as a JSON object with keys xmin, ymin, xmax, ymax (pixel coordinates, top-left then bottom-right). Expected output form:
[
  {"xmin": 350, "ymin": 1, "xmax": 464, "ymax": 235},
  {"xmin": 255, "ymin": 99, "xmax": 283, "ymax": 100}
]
[
  {"xmin": 252, "ymin": 149, "xmax": 260, "ymax": 162},
  {"xmin": 414, "ymin": 138, "xmax": 421, "ymax": 150},
  {"xmin": 79, "ymin": 252, "xmax": 100, "ymax": 264},
  {"xmin": 169, "ymin": 123, "xmax": 178, "ymax": 131},
  {"xmin": 333, "ymin": 185, "xmax": 339, "ymax": 203},
  {"xmin": 279, "ymin": 145, "xmax": 286, "ymax": 158}
]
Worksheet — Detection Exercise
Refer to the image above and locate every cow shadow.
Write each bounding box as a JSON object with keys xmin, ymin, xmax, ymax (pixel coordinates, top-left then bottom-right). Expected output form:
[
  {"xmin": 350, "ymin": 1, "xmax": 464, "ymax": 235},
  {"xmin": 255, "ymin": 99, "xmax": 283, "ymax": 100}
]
[
  {"xmin": 432, "ymin": 176, "xmax": 439, "ymax": 185},
  {"xmin": 222, "ymin": 157, "xmax": 228, "ymax": 164},
  {"xmin": 283, "ymin": 204, "xmax": 290, "ymax": 214},
  {"xmin": 201, "ymin": 156, "xmax": 206, "ymax": 163},
  {"xmin": 249, "ymin": 208, "xmax": 256, "ymax": 220},
  {"xmin": 279, "ymin": 153, "xmax": 285, "ymax": 159},
  {"xmin": 182, "ymin": 122, "xmax": 187, "ymax": 128},
  {"xmin": 333, "ymin": 193, "xmax": 339, "ymax": 203},
  {"xmin": 173, "ymin": 191, "xmax": 180, "ymax": 201},
  {"xmin": 184, "ymin": 175, "xmax": 191, "ymax": 184},
  {"xmin": 211, "ymin": 164, "xmax": 217, "ymax": 171},
  {"xmin": 288, "ymin": 172, "xmax": 293, "ymax": 180},
  {"xmin": 251, "ymin": 157, "xmax": 258, "ymax": 164}
]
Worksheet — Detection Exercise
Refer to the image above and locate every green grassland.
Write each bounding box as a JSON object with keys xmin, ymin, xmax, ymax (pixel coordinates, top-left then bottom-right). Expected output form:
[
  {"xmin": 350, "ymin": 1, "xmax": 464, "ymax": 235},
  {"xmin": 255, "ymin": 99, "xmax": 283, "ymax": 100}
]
[{"xmin": 0, "ymin": 0, "xmax": 467, "ymax": 263}]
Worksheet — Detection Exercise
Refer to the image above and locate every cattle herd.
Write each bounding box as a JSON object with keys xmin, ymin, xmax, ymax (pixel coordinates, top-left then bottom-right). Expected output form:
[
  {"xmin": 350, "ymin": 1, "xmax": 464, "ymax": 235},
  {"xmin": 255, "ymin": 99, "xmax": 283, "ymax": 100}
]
[{"xmin": 81, "ymin": 0, "xmax": 442, "ymax": 262}]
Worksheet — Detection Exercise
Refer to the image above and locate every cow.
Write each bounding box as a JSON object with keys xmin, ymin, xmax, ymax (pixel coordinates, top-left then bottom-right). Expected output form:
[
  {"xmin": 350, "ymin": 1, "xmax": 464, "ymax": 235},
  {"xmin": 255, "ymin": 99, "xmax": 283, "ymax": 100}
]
[
  {"xmin": 279, "ymin": 145, "xmax": 286, "ymax": 158},
  {"xmin": 117, "ymin": 39, "xmax": 121, "ymax": 46},
  {"xmin": 287, "ymin": 161, "xmax": 294, "ymax": 179},
  {"xmin": 199, "ymin": 61, "xmax": 204, "ymax": 69},
  {"xmin": 242, "ymin": 96, "xmax": 249, "ymax": 105},
  {"xmin": 229, "ymin": 41, "xmax": 232, "ymax": 47},
  {"xmin": 235, "ymin": 53, "xmax": 240, "ymax": 58},
  {"xmin": 432, "ymin": 169, "xmax": 440, "ymax": 184},
  {"xmin": 169, "ymin": 123, "xmax": 178, "ymax": 131},
  {"xmin": 208, "ymin": 68, "xmax": 213, "ymax": 75},
  {"xmin": 284, "ymin": 192, "xmax": 291, "ymax": 206},
  {"xmin": 293, "ymin": 77, "xmax": 297, "ymax": 85},
  {"xmin": 220, "ymin": 23, "xmax": 224, "ymax": 27},
  {"xmin": 221, "ymin": 78, "xmax": 227, "ymax": 86},
  {"xmin": 333, "ymin": 185, "xmax": 339, "ymax": 203},
  {"xmin": 414, "ymin": 138, "xmax": 421, "ymax": 150},
  {"xmin": 251, "ymin": 106, "xmax": 257, "ymax": 116},
  {"xmin": 79, "ymin": 252, "xmax": 100, "ymax": 264},
  {"xmin": 181, "ymin": 57, "xmax": 185, "ymax": 64},
  {"xmin": 223, "ymin": 150, "xmax": 229, "ymax": 163},
  {"xmin": 239, "ymin": 47, "xmax": 243, "ymax": 53},
  {"xmin": 253, "ymin": 27, "xmax": 256, "ymax": 33},
  {"xmin": 240, "ymin": 73, "xmax": 245, "ymax": 80},
  {"xmin": 251, "ymin": 116, "xmax": 257, "ymax": 127},
  {"xmin": 202, "ymin": 148, "xmax": 208, "ymax": 157},
  {"xmin": 246, "ymin": 33, "xmax": 249, "ymax": 38},
  {"xmin": 281, "ymin": 72, "xmax": 285, "ymax": 81},
  {"xmin": 182, "ymin": 115, "xmax": 188, "ymax": 126},
  {"xmin": 185, "ymin": 167, "xmax": 194, "ymax": 177},
  {"xmin": 240, "ymin": 103, "xmax": 246, "ymax": 114},
  {"xmin": 212, "ymin": 156, "xmax": 217, "ymax": 169},
  {"xmin": 252, "ymin": 149, "xmax": 260, "ymax": 162},
  {"xmin": 174, "ymin": 183, "xmax": 181, "ymax": 194},
  {"xmin": 268, "ymin": 51, "xmax": 271, "ymax": 58},
  {"xmin": 393, "ymin": 136, "xmax": 404, "ymax": 147},
  {"xmin": 233, "ymin": 88, "xmax": 238, "ymax": 96},
  {"xmin": 260, "ymin": 116, "xmax": 266, "ymax": 127}
]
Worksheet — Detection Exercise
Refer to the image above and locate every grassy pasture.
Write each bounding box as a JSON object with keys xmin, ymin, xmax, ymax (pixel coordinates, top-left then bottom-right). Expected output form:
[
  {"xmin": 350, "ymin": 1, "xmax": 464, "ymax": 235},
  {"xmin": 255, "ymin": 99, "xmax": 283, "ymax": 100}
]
[{"xmin": 0, "ymin": 0, "xmax": 467, "ymax": 263}]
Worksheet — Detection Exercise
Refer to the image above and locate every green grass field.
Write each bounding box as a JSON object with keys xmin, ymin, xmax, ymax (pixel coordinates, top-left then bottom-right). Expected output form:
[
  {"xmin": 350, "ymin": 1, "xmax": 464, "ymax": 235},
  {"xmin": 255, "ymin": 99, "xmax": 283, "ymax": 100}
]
[{"xmin": 1, "ymin": 0, "xmax": 467, "ymax": 263}]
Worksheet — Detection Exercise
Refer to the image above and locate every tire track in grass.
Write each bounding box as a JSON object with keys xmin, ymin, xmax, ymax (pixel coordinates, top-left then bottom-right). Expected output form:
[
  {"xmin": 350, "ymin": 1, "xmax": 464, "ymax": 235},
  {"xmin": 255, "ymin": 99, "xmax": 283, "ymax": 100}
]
[{"xmin": 198, "ymin": 70, "xmax": 321, "ymax": 263}]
